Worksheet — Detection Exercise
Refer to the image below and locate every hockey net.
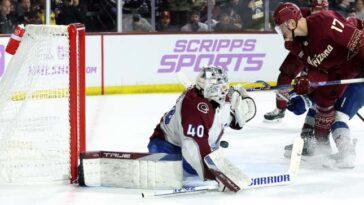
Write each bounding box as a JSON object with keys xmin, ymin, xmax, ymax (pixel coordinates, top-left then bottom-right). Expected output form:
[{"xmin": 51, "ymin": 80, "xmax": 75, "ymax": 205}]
[{"xmin": 0, "ymin": 24, "xmax": 85, "ymax": 183}]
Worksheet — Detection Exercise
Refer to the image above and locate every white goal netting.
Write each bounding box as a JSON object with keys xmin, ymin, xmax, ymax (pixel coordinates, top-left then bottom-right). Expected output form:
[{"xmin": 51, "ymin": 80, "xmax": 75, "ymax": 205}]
[{"xmin": 0, "ymin": 25, "xmax": 83, "ymax": 183}]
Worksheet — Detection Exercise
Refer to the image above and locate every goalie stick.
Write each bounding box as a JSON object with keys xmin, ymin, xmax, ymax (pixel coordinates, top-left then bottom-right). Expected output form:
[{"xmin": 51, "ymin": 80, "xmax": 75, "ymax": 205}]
[
  {"xmin": 247, "ymin": 137, "xmax": 303, "ymax": 189},
  {"xmin": 141, "ymin": 185, "xmax": 219, "ymax": 198},
  {"xmin": 141, "ymin": 137, "xmax": 303, "ymax": 197}
]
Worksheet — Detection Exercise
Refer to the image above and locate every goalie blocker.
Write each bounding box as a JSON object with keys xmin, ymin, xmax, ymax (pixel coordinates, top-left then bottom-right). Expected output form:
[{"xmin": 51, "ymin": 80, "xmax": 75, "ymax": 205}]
[{"xmin": 78, "ymin": 151, "xmax": 183, "ymax": 189}]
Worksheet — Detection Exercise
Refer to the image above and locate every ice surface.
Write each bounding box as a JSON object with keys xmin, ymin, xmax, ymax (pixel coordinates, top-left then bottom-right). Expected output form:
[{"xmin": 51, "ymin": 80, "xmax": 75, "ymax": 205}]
[{"xmin": 0, "ymin": 92, "xmax": 363, "ymax": 205}]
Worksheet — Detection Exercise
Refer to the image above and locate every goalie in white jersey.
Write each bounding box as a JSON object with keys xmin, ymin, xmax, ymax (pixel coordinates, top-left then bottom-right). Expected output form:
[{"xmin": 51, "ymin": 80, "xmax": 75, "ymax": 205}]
[{"xmin": 148, "ymin": 66, "xmax": 256, "ymax": 181}]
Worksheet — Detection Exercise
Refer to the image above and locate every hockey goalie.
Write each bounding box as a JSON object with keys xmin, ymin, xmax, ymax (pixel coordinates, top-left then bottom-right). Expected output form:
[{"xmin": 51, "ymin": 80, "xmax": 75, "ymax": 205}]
[
  {"xmin": 147, "ymin": 66, "xmax": 257, "ymax": 191},
  {"xmin": 79, "ymin": 66, "xmax": 257, "ymax": 191}
]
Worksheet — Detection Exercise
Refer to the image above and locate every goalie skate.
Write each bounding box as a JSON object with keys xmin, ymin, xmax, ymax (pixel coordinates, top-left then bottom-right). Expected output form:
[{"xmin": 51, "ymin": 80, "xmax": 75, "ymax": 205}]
[{"xmin": 264, "ymin": 108, "xmax": 285, "ymax": 121}]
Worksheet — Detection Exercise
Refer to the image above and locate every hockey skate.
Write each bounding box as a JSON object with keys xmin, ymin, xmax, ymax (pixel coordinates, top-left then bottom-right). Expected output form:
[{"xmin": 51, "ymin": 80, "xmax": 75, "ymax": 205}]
[
  {"xmin": 264, "ymin": 108, "xmax": 285, "ymax": 121},
  {"xmin": 323, "ymin": 138, "xmax": 357, "ymax": 169},
  {"xmin": 284, "ymin": 134, "xmax": 332, "ymax": 159}
]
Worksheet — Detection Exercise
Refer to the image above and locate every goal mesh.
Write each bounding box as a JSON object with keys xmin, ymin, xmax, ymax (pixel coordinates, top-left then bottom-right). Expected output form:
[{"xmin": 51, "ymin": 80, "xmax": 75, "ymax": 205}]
[{"xmin": 0, "ymin": 24, "xmax": 85, "ymax": 183}]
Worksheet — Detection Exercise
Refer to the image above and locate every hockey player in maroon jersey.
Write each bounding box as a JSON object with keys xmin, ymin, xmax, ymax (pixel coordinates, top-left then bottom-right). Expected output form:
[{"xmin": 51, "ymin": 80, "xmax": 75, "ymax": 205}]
[
  {"xmin": 273, "ymin": 2, "xmax": 363, "ymax": 168},
  {"xmin": 264, "ymin": 0, "xmax": 329, "ymax": 121},
  {"xmin": 147, "ymin": 66, "xmax": 256, "ymax": 189}
]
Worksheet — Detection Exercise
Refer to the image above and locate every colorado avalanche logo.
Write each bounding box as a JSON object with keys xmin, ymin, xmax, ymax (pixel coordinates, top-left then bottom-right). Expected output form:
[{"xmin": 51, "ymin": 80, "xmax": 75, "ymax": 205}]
[{"xmin": 197, "ymin": 102, "xmax": 209, "ymax": 114}]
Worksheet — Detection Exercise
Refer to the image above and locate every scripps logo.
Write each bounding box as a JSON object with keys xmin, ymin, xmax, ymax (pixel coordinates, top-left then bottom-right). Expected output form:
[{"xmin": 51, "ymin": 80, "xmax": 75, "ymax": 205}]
[
  {"xmin": 307, "ymin": 45, "xmax": 333, "ymax": 67},
  {"xmin": 158, "ymin": 39, "xmax": 266, "ymax": 73}
]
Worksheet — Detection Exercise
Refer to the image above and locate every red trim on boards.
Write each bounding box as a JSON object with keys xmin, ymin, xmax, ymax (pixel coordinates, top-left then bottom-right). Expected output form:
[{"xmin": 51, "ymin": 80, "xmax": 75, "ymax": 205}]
[{"xmin": 101, "ymin": 34, "xmax": 105, "ymax": 95}]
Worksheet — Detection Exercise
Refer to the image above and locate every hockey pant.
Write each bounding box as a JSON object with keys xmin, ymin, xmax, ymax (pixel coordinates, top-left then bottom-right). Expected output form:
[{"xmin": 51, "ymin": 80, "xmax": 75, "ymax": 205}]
[{"xmin": 148, "ymin": 137, "xmax": 197, "ymax": 175}]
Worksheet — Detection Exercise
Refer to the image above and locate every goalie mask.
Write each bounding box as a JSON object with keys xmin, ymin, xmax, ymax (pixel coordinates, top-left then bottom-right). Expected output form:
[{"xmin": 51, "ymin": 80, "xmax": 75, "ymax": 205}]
[{"xmin": 196, "ymin": 66, "xmax": 229, "ymax": 105}]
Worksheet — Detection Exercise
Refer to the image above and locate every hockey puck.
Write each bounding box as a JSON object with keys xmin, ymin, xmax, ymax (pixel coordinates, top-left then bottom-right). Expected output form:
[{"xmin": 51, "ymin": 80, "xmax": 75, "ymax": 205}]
[{"xmin": 220, "ymin": 140, "xmax": 229, "ymax": 148}]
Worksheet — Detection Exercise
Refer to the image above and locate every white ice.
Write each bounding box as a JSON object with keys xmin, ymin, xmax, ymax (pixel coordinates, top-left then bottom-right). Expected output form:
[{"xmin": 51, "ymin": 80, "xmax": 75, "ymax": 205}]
[{"xmin": 0, "ymin": 92, "xmax": 363, "ymax": 205}]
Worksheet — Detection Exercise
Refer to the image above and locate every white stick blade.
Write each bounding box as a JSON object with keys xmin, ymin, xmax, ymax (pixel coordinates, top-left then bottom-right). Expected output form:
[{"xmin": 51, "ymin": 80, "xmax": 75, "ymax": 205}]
[{"xmin": 288, "ymin": 137, "xmax": 304, "ymax": 180}]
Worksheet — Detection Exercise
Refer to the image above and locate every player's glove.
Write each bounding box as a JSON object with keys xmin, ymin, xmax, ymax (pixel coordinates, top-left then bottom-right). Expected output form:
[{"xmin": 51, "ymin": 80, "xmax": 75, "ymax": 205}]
[
  {"xmin": 293, "ymin": 76, "xmax": 311, "ymax": 95},
  {"xmin": 287, "ymin": 91, "xmax": 313, "ymax": 115}
]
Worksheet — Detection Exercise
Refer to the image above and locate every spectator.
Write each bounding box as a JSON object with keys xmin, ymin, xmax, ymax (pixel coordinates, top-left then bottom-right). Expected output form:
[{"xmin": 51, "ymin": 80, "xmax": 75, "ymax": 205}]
[
  {"xmin": 241, "ymin": 0, "xmax": 265, "ymax": 30},
  {"xmin": 180, "ymin": 10, "xmax": 208, "ymax": 32},
  {"xmin": 333, "ymin": 0, "xmax": 352, "ymax": 16},
  {"xmin": 16, "ymin": 0, "xmax": 42, "ymax": 25},
  {"xmin": 220, "ymin": 0, "xmax": 243, "ymax": 29},
  {"xmin": 200, "ymin": 0, "xmax": 220, "ymax": 23},
  {"xmin": 347, "ymin": 7, "xmax": 357, "ymax": 17},
  {"xmin": 132, "ymin": 13, "xmax": 153, "ymax": 32},
  {"xmin": 354, "ymin": 0, "xmax": 364, "ymax": 19},
  {"xmin": 168, "ymin": 0, "xmax": 205, "ymax": 27},
  {"xmin": 282, "ymin": 0, "xmax": 311, "ymax": 7},
  {"xmin": 56, "ymin": 0, "xmax": 86, "ymax": 25},
  {"xmin": 0, "ymin": 0, "xmax": 15, "ymax": 33},
  {"xmin": 35, "ymin": 0, "xmax": 57, "ymax": 25},
  {"xmin": 156, "ymin": 10, "xmax": 177, "ymax": 32},
  {"xmin": 214, "ymin": 12, "xmax": 240, "ymax": 32}
]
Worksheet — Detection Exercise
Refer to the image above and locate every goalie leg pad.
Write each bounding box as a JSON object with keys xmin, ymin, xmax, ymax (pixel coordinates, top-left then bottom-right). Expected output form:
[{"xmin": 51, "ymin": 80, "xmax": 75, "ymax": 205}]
[{"xmin": 79, "ymin": 151, "xmax": 183, "ymax": 189}]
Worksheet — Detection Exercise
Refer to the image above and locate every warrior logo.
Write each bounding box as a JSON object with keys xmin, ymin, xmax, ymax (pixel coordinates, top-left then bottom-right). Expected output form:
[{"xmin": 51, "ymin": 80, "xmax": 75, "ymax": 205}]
[{"xmin": 307, "ymin": 44, "xmax": 333, "ymax": 67}]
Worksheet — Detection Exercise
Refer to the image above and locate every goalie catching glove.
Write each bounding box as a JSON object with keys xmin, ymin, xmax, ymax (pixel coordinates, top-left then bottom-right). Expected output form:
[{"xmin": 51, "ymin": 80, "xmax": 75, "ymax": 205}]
[{"xmin": 229, "ymin": 85, "xmax": 257, "ymax": 129}]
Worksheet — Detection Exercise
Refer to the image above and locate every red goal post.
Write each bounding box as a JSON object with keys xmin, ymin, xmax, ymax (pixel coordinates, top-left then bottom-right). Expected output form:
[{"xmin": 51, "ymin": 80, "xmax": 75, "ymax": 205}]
[{"xmin": 69, "ymin": 23, "xmax": 86, "ymax": 183}]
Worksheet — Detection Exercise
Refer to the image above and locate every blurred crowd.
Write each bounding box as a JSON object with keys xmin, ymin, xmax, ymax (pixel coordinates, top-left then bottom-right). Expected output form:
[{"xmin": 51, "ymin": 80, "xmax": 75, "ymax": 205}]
[
  {"xmin": 1, "ymin": 0, "xmax": 364, "ymax": 34},
  {"xmin": 289, "ymin": 0, "xmax": 364, "ymax": 19}
]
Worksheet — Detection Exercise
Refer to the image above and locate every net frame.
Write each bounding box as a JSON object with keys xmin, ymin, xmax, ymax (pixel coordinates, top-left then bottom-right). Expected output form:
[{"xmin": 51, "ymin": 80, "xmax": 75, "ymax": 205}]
[{"xmin": 69, "ymin": 23, "xmax": 86, "ymax": 183}]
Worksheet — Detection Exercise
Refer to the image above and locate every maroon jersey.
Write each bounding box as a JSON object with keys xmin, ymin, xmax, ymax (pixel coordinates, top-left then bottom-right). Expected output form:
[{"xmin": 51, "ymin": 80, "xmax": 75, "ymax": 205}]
[
  {"xmin": 287, "ymin": 11, "xmax": 363, "ymax": 107},
  {"xmin": 291, "ymin": 10, "xmax": 362, "ymax": 74},
  {"xmin": 301, "ymin": 7, "xmax": 312, "ymax": 18}
]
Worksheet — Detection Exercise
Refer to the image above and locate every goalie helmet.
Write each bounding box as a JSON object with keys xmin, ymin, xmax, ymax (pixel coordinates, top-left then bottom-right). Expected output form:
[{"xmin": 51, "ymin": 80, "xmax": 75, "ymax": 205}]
[
  {"xmin": 196, "ymin": 66, "xmax": 229, "ymax": 105},
  {"xmin": 273, "ymin": 2, "xmax": 302, "ymax": 26}
]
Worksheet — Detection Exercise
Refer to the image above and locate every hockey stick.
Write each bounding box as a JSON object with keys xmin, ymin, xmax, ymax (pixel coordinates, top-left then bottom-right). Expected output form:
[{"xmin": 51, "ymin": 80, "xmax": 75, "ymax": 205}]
[
  {"xmin": 357, "ymin": 112, "xmax": 364, "ymax": 121},
  {"xmin": 246, "ymin": 137, "xmax": 303, "ymax": 189},
  {"xmin": 255, "ymin": 80, "xmax": 290, "ymax": 102},
  {"xmin": 256, "ymin": 80, "xmax": 364, "ymax": 120},
  {"xmin": 246, "ymin": 78, "xmax": 364, "ymax": 92},
  {"xmin": 141, "ymin": 138, "xmax": 303, "ymax": 197},
  {"xmin": 177, "ymin": 71, "xmax": 364, "ymax": 92},
  {"xmin": 141, "ymin": 185, "xmax": 219, "ymax": 198}
]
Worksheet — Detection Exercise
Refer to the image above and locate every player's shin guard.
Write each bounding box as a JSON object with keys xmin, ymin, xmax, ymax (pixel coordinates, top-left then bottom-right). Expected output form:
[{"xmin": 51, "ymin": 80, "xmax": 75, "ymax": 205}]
[{"xmin": 315, "ymin": 105, "xmax": 335, "ymax": 142}]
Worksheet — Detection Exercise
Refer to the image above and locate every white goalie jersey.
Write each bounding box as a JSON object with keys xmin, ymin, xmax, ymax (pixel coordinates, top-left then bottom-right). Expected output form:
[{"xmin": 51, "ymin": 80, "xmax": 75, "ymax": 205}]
[{"xmin": 150, "ymin": 86, "xmax": 255, "ymax": 179}]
